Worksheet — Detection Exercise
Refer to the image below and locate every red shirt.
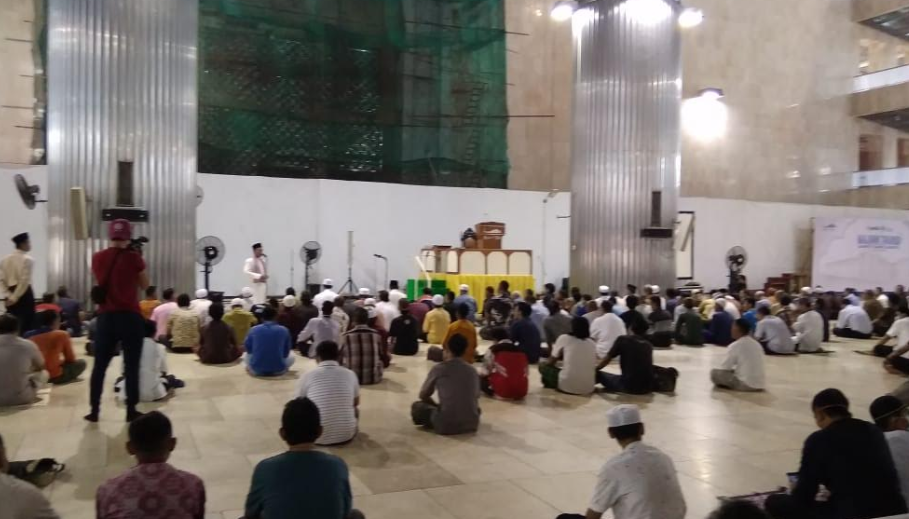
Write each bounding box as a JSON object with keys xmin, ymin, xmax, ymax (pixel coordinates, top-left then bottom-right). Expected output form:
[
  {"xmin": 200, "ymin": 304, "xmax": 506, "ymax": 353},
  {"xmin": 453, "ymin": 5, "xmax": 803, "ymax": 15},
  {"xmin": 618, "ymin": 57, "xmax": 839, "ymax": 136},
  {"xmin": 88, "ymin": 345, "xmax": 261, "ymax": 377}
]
[
  {"xmin": 488, "ymin": 349, "xmax": 529, "ymax": 400},
  {"xmin": 35, "ymin": 303, "xmax": 62, "ymax": 314},
  {"xmin": 91, "ymin": 247, "xmax": 146, "ymax": 314}
]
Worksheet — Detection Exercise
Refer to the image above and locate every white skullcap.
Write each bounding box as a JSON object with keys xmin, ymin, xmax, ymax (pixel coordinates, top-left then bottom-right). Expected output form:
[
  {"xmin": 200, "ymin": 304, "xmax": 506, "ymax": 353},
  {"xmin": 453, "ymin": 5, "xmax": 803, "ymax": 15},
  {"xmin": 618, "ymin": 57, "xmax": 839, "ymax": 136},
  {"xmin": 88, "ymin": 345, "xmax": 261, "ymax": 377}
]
[
  {"xmin": 241, "ymin": 287, "xmax": 253, "ymax": 298},
  {"xmin": 230, "ymin": 298, "xmax": 244, "ymax": 308},
  {"xmin": 195, "ymin": 288, "xmax": 208, "ymax": 299},
  {"xmin": 282, "ymin": 295, "xmax": 297, "ymax": 308},
  {"xmin": 607, "ymin": 404, "xmax": 642, "ymax": 428},
  {"xmin": 598, "ymin": 285, "xmax": 610, "ymax": 294},
  {"xmin": 364, "ymin": 298, "xmax": 376, "ymax": 306},
  {"xmin": 432, "ymin": 294, "xmax": 444, "ymax": 306},
  {"xmin": 367, "ymin": 306, "xmax": 377, "ymax": 319},
  {"xmin": 651, "ymin": 285, "xmax": 661, "ymax": 293},
  {"xmin": 323, "ymin": 278, "xmax": 333, "ymax": 286},
  {"xmin": 358, "ymin": 287, "xmax": 371, "ymax": 296},
  {"xmin": 459, "ymin": 284, "xmax": 469, "ymax": 292}
]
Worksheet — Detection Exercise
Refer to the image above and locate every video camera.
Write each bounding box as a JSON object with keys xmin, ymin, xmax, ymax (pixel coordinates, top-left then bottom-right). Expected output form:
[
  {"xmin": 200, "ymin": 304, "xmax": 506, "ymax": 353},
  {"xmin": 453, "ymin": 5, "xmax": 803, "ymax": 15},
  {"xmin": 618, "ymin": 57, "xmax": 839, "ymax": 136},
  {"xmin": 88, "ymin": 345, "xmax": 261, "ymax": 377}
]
[{"xmin": 129, "ymin": 236, "xmax": 149, "ymax": 253}]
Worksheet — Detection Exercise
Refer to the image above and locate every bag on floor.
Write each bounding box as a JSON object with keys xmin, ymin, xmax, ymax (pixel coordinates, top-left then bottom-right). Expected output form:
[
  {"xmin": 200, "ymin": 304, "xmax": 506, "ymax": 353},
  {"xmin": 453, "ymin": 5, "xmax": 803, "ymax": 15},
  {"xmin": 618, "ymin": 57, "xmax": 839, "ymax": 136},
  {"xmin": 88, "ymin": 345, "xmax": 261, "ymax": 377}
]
[
  {"xmin": 653, "ymin": 366, "xmax": 679, "ymax": 393},
  {"xmin": 427, "ymin": 346, "xmax": 444, "ymax": 362},
  {"xmin": 8, "ymin": 458, "xmax": 65, "ymax": 488}
]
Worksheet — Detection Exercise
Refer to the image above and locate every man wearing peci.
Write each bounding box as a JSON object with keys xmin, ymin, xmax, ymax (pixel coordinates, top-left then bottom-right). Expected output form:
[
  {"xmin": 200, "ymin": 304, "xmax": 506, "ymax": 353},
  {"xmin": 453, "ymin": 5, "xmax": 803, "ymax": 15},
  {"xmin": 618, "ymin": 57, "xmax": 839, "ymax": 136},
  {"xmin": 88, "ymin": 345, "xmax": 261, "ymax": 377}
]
[
  {"xmin": 243, "ymin": 243, "xmax": 269, "ymax": 305},
  {"xmin": 0, "ymin": 232, "xmax": 36, "ymax": 335}
]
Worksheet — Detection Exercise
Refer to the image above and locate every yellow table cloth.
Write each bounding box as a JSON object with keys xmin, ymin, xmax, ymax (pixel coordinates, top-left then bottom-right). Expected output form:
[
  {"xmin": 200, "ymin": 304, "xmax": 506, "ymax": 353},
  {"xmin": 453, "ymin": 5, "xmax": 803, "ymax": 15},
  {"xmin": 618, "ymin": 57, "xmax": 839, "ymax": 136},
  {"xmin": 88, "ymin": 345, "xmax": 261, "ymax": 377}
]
[{"xmin": 430, "ymin": 274, "xmax": 536, "ymax": 302}]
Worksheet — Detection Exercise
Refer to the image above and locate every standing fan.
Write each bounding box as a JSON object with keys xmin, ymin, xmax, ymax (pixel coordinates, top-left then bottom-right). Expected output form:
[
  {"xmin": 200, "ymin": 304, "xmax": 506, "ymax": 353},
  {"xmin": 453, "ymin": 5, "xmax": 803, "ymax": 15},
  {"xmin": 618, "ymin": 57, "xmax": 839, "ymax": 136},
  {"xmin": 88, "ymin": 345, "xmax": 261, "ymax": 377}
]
[
  {"xmin": 14, "ymin": 174, "xmax": 46, "ymax": 209},
  {"xmin": 300, "ymin": 241, "xmax": 322, "ymax": 290},
  {"xmin": 196, "ymin": 236, "xmax": 226, "ymax": 292},
  {"xmin": 725, "ymin": 245, "xmax": 748, "ymax": 292}
]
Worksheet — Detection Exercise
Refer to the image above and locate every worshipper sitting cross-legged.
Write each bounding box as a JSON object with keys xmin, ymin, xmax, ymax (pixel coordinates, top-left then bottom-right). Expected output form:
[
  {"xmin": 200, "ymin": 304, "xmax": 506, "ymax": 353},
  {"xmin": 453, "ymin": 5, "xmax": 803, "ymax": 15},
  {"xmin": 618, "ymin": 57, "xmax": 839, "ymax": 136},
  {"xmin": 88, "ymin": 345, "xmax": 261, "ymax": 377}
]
[
  {"xmin": 244, "ymin": 398, "xmax": 364, "ymax": 519},
  {"xmin": 703, "ymin": 298, "xmax": 734, "ymax": 346},
  {"xmin": 754, "ymin": 306, "xmax": 795, "ymax": 355},
  {"xmin": 139, "ymin": 285, "xmax": 160, "ymax": 321},
  {"xmin": 26, "ymin": 309, "xmax": 86, "ymax": 385},
  {"xmin": 543, "ymin": 299, "xmax": 572, "ymax": 350},
  {"xmin": 198, "ymin": 303, "xmax": 242, "ymax": 365},
  {"xmin": 833, "ymin": 297, "xmax": 874, "ymax": 339},
  {"xmin": 388, "ymin": 300, "xmax": 420, "ymax": 356},
  {"xmin": 619, "ymin": 295, "xmax": 648, "ymax": 333},
  {"xmin": 874, "ymin": 305, "xmax": 909, "ymax": 358},
  {"xmin": 711, "ymin": 318, "xmax": 766, "ymax": 392},
  {"xmin": 190, "ymin": 288, "xmax": 213, "ymax": 327},
  {"xmin": 596, "ymin": 320, "xmax": 654, "ymax": 395},
  {"xmin": 869, "ymin": 395, "xmax": 909, "ymax": 506},
  {"xmin": 299, "ymin": 301, "xmax": 342, "ymax": 358},
  {"xmin": 167, "ymin": 293, "xmax": 201, "ymax": 352},
  {"xmin": 276, "ymin": 295, "xmax": 307, "ymax": 344},
  {"xmin": 509, "ymin": 302, "xmax": 543, "ymax": 364},
  {"xmin": 645, "ymin": 295, "xmax": 674, "ymax": 348},
  {"xmin": 764, "ymin": 388, "xmax": 908, "ymax": 519},
  {"xmin": 423, "ymin": 294, "xmax": 451, "ymax": 345},
  {"xmin": 479, "ymin": 327, "xmax": 529, "ymax": 400},
  {"xmin": 331, "ymin": 296, "xmax": 350, "ymax": 333},
  {"xmin": 244, "ymin": 306, "xmax": 295, "ymax": 377},
  {"xmin": 412, "ymin": 334, "xmax": 481, "ymax": 434},
  {"xmin": 115, "ymin": 321, "xmax": 183, "ymax": 402},
  {"xmin": 443, "ymin": 303, "xmax": 478, "ymax": 362},
  {"xmin": 0, "ymin": 314, "xmax": 48, "ymax": 407},
  {"xmin": 540, "ymin": 317, "xmax": 597, "ymax": 395},
  {"xmin": 556, "ymin": 405, "xmax": 686, "ymax": 519},
  {"xmin": 150, "ymin": 288, "xmax": 177, "ymax": 346},
  {"xmin": 674, "ymin": 297, "xmax": 705, "ymax": 346},
  {"xmin": 591, "ymin": 300, "xmax": 626, "ymax": 358},
  {"xmin": 792, "ymin": 297, "xmax": 824, "ymax": 353},
  {"xmin": 224, "ymin": 297, "xmax": 258, "ymax": 347},
  {"xmin": 294, "ymin": 341, "xmax": 359, "ymax": 446},
  {"xmin": 0, "ymin": 432, "xmax": 60, "ymax": 519},
  {"xmin": 97, "ymin": 411, "xmax": 206, "ymax": 519},
  {"xmin": 339, "ymin": 308, "xmax": 388, "ymax": 385}
]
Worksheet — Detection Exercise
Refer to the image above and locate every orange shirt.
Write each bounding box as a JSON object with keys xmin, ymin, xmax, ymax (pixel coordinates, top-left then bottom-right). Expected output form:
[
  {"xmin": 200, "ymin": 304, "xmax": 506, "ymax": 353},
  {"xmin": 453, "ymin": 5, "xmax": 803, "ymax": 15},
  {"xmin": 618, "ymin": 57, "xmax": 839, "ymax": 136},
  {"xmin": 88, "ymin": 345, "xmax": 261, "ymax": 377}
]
[
  {"xmin": 443, "ymin": 319, "xmax": 478, "ymax": 361},
  {"xmin": 139, "ymin": 299, "xmax": 161, "ymax": 320},
  {"xmin": 28, "ymin": 330, "xmax": 76, "ymax": 379}
]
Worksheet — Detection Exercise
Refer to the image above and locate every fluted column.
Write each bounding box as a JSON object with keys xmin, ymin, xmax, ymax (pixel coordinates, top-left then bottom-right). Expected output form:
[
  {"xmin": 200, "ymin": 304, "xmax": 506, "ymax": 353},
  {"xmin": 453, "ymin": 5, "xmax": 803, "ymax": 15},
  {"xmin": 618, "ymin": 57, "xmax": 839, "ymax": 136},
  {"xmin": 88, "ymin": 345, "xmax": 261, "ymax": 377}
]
[
  {"xmin": 47, "ymin": 0, "xmax": 198, "ymax": 300},
  {"xmin": 569, "ymin": 0, "xmax": 681, "ymax": 292}
]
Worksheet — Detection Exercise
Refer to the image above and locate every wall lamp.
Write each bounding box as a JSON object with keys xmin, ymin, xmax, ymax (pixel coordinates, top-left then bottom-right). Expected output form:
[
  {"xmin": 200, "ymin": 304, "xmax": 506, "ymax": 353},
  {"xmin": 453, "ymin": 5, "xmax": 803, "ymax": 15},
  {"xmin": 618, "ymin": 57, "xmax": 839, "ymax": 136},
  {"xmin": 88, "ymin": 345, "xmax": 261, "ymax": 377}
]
[{"xmin": 550, "ymin": 0, "xmax": 703, "ymax": 28}]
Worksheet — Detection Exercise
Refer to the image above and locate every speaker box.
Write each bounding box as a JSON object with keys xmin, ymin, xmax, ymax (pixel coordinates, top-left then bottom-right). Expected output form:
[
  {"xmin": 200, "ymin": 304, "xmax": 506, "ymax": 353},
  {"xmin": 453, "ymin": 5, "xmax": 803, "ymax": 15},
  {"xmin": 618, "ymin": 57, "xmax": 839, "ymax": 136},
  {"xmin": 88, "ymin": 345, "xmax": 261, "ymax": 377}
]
[{"xmin": 70, "ymin": 187, "xmax": 89, "ymax": 240}]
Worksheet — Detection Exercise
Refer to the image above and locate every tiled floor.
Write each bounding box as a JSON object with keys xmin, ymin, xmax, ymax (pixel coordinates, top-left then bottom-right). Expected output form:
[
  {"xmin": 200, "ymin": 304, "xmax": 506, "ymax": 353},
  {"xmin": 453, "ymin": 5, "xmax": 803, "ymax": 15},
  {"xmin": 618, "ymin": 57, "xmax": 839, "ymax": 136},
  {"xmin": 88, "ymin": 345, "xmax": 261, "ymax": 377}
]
[{"xmin": 1, "ymin": 336, "xmax": 904, "ymax": 519}]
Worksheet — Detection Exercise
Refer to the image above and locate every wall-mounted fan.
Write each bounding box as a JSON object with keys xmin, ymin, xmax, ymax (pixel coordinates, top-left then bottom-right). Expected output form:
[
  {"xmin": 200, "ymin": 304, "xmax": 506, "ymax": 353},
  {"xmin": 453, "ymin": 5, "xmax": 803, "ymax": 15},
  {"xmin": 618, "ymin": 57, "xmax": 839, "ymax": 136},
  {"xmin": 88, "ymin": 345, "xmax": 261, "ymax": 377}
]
[
  {"xmin": 14, "ymin": 174, "xmax": 46, "ymax": 209},
  {"xmin": 725, "ymin": 245, "xmax": 748, "ymax": 292},
  {"xmin": 300, "ymin": 241, "xmax": 321, "ymax": 290},
  {"xmin": 196, "ymin": 236, "xmax": 226, "ymax": 292}
]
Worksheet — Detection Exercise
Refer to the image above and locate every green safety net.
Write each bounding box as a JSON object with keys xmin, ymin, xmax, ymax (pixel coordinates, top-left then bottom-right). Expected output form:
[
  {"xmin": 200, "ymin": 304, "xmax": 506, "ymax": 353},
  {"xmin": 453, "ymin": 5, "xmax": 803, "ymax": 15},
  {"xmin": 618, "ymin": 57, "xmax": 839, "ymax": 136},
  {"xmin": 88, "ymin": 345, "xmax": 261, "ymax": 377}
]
[{"xmin": 198, "ymin": 0, "xmax": 509, "ymax": 188}]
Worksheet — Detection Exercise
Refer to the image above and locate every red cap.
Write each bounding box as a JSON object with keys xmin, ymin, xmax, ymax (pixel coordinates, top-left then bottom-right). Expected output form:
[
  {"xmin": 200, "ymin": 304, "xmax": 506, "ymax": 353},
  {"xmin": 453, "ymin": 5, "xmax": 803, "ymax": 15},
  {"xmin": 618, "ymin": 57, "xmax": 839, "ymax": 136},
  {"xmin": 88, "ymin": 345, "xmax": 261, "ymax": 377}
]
[{"xmin": 108, "ymin": 219, "xmax": 132, "ymax": 241}]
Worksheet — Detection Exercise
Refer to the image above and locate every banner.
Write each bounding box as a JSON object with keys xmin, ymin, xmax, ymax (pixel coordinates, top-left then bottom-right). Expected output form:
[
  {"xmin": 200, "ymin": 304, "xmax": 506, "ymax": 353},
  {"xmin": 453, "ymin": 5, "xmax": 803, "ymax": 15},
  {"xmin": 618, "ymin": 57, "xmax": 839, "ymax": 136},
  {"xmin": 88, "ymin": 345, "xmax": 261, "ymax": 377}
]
[{"xmin": 813, "ymin": 217, "xmax": 909, "ymax": 291}]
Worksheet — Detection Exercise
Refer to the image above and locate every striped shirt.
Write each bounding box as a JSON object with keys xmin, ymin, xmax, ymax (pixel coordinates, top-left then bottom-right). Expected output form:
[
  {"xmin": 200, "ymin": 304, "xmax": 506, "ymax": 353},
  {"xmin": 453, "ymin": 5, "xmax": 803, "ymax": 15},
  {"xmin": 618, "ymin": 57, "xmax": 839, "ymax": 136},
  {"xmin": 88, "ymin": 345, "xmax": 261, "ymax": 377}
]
[
  {"xmin": 339, "ymin": 325, "xmax": 386, "ymax": 385},
  {"xmin": 295, "ymin": 361, "xmax": 359, "ymax": 445}
]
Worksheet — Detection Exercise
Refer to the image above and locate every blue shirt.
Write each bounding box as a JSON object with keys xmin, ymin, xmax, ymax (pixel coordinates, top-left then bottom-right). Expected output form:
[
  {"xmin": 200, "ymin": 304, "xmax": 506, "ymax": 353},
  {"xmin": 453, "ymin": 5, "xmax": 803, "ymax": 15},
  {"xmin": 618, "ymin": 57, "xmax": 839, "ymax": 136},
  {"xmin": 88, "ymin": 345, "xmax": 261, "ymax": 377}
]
[
  {"xmin": 245, "ymin": 450, "xmax": 352, "ymax": 519},
  {"xmin": 244, "ymin": 321, "xmax": 292, "ymax": 375},
  {"xmin": 453, "ymin": 295, "xmax": 478, "ymax": 322},
  {"xmin": 509, "ymin": 317, "xmax": 542, "ymax": 364},
  {"xmin": 708, "ymin": 311, "xmax": 734, "ymax": 346},
  {"xmin": 742, "ymin": 309, "xmax": 757, "ymax": 330}
]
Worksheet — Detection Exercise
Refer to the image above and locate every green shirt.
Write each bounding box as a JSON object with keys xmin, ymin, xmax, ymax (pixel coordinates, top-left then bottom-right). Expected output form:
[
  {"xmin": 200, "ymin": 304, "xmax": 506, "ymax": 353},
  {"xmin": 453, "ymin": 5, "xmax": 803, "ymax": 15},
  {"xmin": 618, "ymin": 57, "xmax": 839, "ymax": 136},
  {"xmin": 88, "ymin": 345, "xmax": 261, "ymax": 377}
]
[
  {"xmin": 245, "ymin": 450, "xmax": 352, "ymax": 519},
  {"xmin": 223, "ymin": 308, "xmax": 258, "ymax": 346},
  {"xmin": 675, "ymin": 311, "xmax": 704, "ymax": 345}
]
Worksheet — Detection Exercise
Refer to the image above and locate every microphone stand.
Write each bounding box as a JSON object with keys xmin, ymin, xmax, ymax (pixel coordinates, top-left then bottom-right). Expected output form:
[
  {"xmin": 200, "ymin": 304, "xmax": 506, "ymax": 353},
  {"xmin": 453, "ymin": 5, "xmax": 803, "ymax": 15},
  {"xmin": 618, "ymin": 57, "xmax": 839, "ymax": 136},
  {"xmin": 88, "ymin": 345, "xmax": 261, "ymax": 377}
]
[{"xmin": 374, "ymin": 254, "xmax": 388, "ymax": 290}]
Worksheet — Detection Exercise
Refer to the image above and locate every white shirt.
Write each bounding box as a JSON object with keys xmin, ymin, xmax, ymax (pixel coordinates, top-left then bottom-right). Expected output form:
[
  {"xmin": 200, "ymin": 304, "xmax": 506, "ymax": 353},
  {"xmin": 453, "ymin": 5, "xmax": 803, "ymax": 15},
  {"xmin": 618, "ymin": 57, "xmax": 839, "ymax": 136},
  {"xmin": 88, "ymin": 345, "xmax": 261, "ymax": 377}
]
[
  {"xmin": 793, "ymin": 310, "xmax": 824, "ymax": 353},
  {"xmin": 297, "ymin": 316, "xmax": 342, "ymax": 358},
  {"xmin": 724, "ymin": 303, "xmax": 741, "ymax": 320},
  {"xmin": 719, "ymin": 336, "xmax": 766, "ymax": 389},
  {"xmin": 243, "ymin": 256, "xmax": 267, "ymax": 282},
  {"xmin": 295, "ymin": 360, "xmax": 359, "ymax": 445},
  {"xmin": 388, "ymin": 289, "xmax": 406, "ymax": 307},
  {"xmin": 879, "ymin": 293, "xmax": 891, "ymax": 308},
  {"xmin": 117, "ymin": 338, "xmax": 167, "ymax": 402},
  {"xmin": 887, "ymin": 317, "xmax": 909, "ymax": 357},
  {"xmin": 589, "ymin": 441, "xmax": 686, "ymax": 519},
  {"xmin": 375, "ymin": 301, "xmax": 400, "ymax": 330},
  {"xmin": 837, "ymin": 304, "xmax": 873, "ymax": 334},
  {"xmin": 590, "ymin": 313, "xmax": 627, "ymax": 358},
  {"xmin": 885, "ymin": 430, "xmax": 909, "ymax": 506},
  {"xmin": 755, "ymin": 315, "xmax": 795, "ymax": 354},
  {"xmin": 0, "ymin": 250, "xmax": 34, "ymax": 302},
  {"xmin": 190, "ymin": 299, "xmax": 213, "ymax": 327},
  {"xmin": 0, "ymin": 473, "xmax": 59, "ymax": 519},
  {"xmin": 551, "ymin": 335, "xmax": 597, "ymax": 395},
  {"xmin": 313, "ymin": 288, "xmax": 339, "ymax": 309},
  {"xmin": 332, "ymin": 307, "xmax": 350, "ymax": 333}
]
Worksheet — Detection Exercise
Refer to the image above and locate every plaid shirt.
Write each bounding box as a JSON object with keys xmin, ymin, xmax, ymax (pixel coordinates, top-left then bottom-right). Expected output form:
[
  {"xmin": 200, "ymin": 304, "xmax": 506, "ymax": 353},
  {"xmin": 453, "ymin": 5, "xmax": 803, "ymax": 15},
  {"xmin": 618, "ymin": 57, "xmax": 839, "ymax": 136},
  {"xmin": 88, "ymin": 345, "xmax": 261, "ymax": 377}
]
[{"xmin": 340, "ymin": 325, "xmax": 387, "ymax": 385}]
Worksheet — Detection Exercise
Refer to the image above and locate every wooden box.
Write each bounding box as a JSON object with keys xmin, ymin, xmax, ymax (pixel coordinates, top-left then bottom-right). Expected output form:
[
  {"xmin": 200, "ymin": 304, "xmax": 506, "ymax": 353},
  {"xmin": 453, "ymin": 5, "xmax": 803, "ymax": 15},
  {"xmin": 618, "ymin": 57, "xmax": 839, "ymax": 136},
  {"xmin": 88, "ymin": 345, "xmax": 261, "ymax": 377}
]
[{"xmin": 476, "ymin": 221, "xmax": 505, "ymax": 249}]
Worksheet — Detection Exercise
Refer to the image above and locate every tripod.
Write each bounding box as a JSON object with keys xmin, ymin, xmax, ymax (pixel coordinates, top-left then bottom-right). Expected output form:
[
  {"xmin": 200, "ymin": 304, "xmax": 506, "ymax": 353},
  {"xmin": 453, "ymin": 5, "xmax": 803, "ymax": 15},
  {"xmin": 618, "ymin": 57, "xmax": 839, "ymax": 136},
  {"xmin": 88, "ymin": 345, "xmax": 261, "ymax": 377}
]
[{"xmin": 339, "ymin": 230, "xmax": 357, "ymax": 294}]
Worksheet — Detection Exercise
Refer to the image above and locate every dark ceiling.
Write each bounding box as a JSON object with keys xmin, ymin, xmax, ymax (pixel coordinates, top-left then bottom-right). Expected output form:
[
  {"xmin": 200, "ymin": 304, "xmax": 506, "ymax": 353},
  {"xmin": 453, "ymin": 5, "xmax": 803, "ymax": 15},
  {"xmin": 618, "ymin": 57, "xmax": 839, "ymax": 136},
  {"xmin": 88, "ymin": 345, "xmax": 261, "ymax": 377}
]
[{"xmin": 862, "ymin": 108, "xmax": 909, "ymax": 131}]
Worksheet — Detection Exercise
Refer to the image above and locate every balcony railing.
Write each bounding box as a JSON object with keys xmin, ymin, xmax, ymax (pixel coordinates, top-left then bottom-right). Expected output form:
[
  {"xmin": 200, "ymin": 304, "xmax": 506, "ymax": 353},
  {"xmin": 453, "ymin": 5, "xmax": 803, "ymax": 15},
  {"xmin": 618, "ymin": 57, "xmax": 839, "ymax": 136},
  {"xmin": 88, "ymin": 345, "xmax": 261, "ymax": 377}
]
[
  {"xmin": 853, "ymin": 65, "xmax": 909, "ymax": 93},
  {"xmin": 852, "ymin": 167, "xmax": 909, "ymax": 187}
]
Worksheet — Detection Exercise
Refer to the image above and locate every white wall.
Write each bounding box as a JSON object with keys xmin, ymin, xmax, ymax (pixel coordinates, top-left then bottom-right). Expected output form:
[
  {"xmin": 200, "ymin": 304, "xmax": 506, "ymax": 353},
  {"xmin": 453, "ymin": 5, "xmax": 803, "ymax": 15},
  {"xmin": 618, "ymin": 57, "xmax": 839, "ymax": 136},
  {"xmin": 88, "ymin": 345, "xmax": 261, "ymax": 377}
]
[
  {"xmin": 197, "ymin": 174, "xmax": 572, "ymax": 296},
  {"xmin": 0, "ymin": 166, "xmax": 48, "ymax": 295}
]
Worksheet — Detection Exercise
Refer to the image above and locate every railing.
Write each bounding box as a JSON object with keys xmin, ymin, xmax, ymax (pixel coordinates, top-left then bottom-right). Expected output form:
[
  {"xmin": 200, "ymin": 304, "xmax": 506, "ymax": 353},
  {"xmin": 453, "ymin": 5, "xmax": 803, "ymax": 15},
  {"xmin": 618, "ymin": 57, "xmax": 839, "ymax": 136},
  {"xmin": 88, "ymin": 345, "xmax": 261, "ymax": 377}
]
[
  {"xmin": 852, "ymin": 167, "xmax": 909, "ymax": 187},
  {"xmin": 853, "ymin": 65, "xmax": 909, "ymax": 93}
]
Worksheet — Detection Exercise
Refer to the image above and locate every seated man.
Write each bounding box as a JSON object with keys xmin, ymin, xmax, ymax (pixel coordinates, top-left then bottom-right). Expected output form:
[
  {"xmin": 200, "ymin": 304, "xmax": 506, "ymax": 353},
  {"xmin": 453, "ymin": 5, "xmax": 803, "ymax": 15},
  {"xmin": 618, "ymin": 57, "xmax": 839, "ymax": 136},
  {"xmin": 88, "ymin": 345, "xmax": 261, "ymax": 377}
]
[
  {"xmin": 874, "ymin": 305, "xmax": 909, "ymax": 359},
  {"xmin": 97, "ymin": 411, "xmax": 205, "ymax": 519},
  {"xmin": 674, "ymin": 298, "xmax": 705, "ymax": 346},
  {"xmin": 412, "ymin": 334, "xmax": 481, "ymax": 434},
  {"xmin": 834, "ymin": 298, "xmax": 874, "ymax": 339},
  {"xmin": 591, "ymin": 300, "xmax": 626, "ymax": 359},
  {"xmin": 754, "ymin": 306, "xmax": 796, "ymax": 355},
  {"xmin": 116, "ymin": 321, "xmax": 180, "ymax": 403},
  {"xmin": 703, "ymin": 299, "xmax": 734, "ymax": 346},
  {"xmin": 741, "ymin": 297, "xmax": 758, "ymax": 330},
  {"xmin": 443, "ymin": 303, "xmax": 478, "ymax": 362},
  {"xmin": 167, "ymin": 293, "xmax": 201, "ymax": 352},
  {"xmin": 557, "ymin": 405, "xmax": 686, "ymax": 519},
  {"xmin": 340, "ymin": 308, "xmax": 388, "ymax": 385},
  {"xmin": 479, "ymin": 327, "xmax": 529, "ymax": 400},
  {"xmin": 423, "ymin": 295, "xmax": 451, "ymax": 345},
  {"xmin": 150, "ymin": 288, "xmax": 178, "ymax": 346},
  {"xmin": 224, "ymin": 297, "xmax": 258, "ymax": 346},
  {"xmin": 596, "ymin": 320, "xmax": 654, "ymax": 395},
  {"xmin": 56, "ymin": 285, "xmax": 84, "ymax": 337},
  {"xmin": 26, "ymin": 310, "xmax": 86, "ymax": 384},
  {"xmin": 276, "ymin": 295, "xmax": 306, "ymax": 343},
  {"xmin": 389, "ymin": 300, "xmax": 420, "ymax": 356},
  {"xmin": 619, "ymin": 296, "xmax": 649, "ymax": 334},
  {"xmin": 0, "ymin": 314, "xmax": 48, "ymax": 407},
  {"xmin": 509, "ymin": 302, "xmax": 542, "ymax": 364},
  {"xmin": 1, "ymin": 432, "xmax": 60, "ymax": 518},
  {"xmin": 792, "ymin": 297, "xmax": 824, "ymax": 353},
  {"xmin": 34, "ymin": 292, "xmax": 61, "ymax": 314},
  {"xmin": 711, "ymin": 318, "xmax": 765, "ymax": 392},
  {"xmin": 139, "ymin": 286, "xmax": 160, "ymax": 320},
  {"xmin": 543, "ymin": 299, "xmax": 572, "ymax": 350},
  {"xmin": 245, "ymin": 398, "xmax": 363, "ymax": 519},
  {"xmin": 646, "ymin": 295, "xmax": 674, "ymax": 348},
  {"xmin": 541, "ymin": 317, "xmax": 597, "ymax": 395},
  {"xmin": 189, "ymin": 288, "xmax": 213, "ymax": 327},
  {"xmin": 198, "ymin": 303, "xmax": 242, "ymax": 365},
  {"xmin": 765, "ymin": 389, "xmax": 907, "ymax": 519},
  {"xmin": 869, "ymin": 395, "xmax": 909, "ymax": 506},
  {"xmin": 295, "ymin": 341, "xmax": 359, "ymax": 446},
  {"xmin": 244, "ymin": 306, "xmax": 295, "ymax": 377},
  {"xmin": 298, "ymin": 301, "xmax": 342, "ymax": 358}
]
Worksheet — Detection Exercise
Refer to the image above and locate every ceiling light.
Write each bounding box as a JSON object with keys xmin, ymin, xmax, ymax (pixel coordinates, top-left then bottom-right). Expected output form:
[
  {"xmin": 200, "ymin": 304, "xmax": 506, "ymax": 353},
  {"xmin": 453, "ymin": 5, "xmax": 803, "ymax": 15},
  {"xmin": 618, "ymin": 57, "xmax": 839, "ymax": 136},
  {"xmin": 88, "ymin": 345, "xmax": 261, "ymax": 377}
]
[
  {"xmin": 550, "ymin": 0, "xmax": 578, "ymax": 21},
  {"xmin": 619, "ymin": 0, "xmax": 672, "ymax": 26},
  {"xmin": 678, "ymin": 7, "xmax": 704, "ymax": 28},
  {"xmin": 682, "ymin": 88, "xmax": 727, "ymax": 142}
]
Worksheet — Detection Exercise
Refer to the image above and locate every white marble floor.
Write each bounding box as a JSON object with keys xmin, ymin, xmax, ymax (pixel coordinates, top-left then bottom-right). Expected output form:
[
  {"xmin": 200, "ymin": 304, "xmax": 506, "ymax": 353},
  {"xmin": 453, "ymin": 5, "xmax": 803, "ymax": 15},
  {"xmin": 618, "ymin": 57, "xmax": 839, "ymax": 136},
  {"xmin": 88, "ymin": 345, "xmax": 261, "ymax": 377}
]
[{"xmin": 0, "ymin": 336, "xmax": 903, "ymax": 519}]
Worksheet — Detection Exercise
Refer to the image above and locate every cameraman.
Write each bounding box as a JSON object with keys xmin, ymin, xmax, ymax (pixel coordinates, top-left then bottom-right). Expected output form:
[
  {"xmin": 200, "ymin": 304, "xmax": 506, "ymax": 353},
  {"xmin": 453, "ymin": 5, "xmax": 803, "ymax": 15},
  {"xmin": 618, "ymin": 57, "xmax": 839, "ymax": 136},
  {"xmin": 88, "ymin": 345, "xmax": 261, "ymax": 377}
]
[{"xmin": 86, "ymin": 219, "xmax": 150, "ymax": 423}]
